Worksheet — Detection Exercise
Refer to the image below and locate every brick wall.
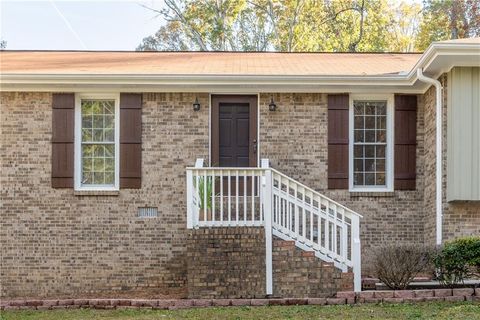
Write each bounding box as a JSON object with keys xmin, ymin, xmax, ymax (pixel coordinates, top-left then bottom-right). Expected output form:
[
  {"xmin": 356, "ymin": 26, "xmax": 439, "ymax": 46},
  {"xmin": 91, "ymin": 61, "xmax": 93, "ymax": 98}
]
[
  {"xmin": 259, "ymin": 93, "xmax": 426, "ymax": 274},
  {"xmin": 1, "ymin": 89, "xmax": 476, "ymax": 299},
  {"xmin": 187, "ymin": 228, "xmax": 266, "ymax": 299},
  {"xmin": 186, "ymin": 227, "xmax": 351, "ymax": 298},
  {"xmin": 0, "ymin": 92, "xmax": 209, "ymax": 298}
]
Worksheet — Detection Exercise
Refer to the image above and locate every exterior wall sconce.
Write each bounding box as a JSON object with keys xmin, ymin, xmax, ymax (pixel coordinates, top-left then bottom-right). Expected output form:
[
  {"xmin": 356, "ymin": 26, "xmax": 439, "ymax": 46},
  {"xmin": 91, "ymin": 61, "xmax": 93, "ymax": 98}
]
[
  {"xmin": 193, "ymin": 97, "xmax": 201, "ymax": 111},
  {"xmin": 269, "ymin": 97, "xmax": 277, "ymax": 111}
]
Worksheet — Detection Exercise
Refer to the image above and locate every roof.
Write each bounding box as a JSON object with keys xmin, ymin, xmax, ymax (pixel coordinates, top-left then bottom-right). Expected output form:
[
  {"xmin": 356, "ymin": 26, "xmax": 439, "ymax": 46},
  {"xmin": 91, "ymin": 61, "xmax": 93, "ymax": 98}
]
[
  {"xmin": 0, "ymin": 38, "xmax": 478, "ymax": 94},
  {"xmin": 0, "ymin": 51, "xmax": 421, "ymax": 76}
]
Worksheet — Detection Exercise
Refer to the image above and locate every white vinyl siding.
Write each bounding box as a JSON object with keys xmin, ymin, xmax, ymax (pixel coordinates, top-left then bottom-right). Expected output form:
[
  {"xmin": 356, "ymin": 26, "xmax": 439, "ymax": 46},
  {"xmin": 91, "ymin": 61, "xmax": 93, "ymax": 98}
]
[{"xmin": 447, "ymin": 67, "xmax": 480, "ymax": 201}]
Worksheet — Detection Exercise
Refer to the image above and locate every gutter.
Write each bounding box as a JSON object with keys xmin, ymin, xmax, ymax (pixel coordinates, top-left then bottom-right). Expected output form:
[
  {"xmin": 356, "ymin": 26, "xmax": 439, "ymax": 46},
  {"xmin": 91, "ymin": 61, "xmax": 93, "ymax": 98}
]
[{"xmin": 416, "ymin": 68, "xmax": 443, "ymax": 246}]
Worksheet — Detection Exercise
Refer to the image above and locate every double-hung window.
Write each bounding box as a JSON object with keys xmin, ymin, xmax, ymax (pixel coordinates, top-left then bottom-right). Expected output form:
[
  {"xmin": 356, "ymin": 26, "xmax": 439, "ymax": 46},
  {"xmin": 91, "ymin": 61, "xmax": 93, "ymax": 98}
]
[
  {"xmin": 350, "ymin": 95, "xmax": 393, "ymax": 192},
  {"xmin": 75, "ymin": 94, "xmax": 120, "ymax": 191}
]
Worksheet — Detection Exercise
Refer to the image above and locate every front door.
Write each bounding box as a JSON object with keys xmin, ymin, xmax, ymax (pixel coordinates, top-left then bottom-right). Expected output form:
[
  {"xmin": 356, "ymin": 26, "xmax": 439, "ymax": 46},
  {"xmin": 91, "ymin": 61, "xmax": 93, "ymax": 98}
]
[{"xmin": 211, "ymin": 95, "xmax": 258, "ymax": 167}]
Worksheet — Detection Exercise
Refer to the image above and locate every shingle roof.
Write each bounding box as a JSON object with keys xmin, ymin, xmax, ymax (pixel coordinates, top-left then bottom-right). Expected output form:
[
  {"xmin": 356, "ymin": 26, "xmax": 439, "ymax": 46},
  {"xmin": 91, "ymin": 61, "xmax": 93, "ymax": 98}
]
[{"xmin": 0, "ymin": 51, "xmax": 422, "ymax": 76}]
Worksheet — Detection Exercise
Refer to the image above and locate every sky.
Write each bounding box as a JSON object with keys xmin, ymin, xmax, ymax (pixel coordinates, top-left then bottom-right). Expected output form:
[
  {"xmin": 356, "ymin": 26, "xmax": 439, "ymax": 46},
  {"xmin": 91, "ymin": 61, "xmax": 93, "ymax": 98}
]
[
  {"xmin": 0, "ymin": 0, "xmax": 165, "ymax": 51},
  {"xmin": 1, "ymin": 0, "xmax": 424, "ymax": 51}
]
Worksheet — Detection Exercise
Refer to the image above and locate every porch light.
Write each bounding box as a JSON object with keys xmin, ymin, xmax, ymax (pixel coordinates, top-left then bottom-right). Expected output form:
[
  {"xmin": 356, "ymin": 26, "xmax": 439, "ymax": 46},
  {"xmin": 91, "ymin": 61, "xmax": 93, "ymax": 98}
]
[
  {"xmin": 269, "ymin": 97, "xmax": 277, "ymax": 111},
  {"xmin": 193, "ymin": 97, "xmax": 201, "ymax": 111}
]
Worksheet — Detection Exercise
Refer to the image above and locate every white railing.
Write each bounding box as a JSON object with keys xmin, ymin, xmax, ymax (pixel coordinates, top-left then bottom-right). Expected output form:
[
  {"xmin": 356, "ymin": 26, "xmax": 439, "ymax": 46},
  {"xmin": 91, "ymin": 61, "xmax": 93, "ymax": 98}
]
[{"xmin": 186, "ymin": 159, "xmax": 362, "ymax": 293}]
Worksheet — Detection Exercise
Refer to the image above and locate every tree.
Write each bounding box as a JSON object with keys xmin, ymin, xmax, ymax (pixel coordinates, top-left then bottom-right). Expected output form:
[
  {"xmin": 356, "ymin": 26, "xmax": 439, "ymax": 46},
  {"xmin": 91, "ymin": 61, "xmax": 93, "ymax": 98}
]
[
  {"xmin": 416, "ymin": 0, "xmax": 480, "ymax": 50},
  {"xmin": 137, "ymin": 21, "xmax": 190, "ymax": 51},
  {"xmin": 137, "ymin": 0, "xmax": 477, "ymax": 52}
]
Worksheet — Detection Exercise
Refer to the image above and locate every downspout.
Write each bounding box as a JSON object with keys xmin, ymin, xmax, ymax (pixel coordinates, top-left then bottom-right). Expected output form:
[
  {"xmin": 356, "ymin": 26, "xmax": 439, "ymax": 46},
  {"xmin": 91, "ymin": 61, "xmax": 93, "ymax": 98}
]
[{"xmin": 416, "ymin": 68, "xmax": 443, "ymax": 245}]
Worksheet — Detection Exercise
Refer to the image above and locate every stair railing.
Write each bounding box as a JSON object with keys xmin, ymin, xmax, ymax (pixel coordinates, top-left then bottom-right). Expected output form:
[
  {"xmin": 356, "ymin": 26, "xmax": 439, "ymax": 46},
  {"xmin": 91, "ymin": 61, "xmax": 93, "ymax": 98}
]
[{"xmin": 186, "ymin": 158, "xmax": 362, "ymax": 292}]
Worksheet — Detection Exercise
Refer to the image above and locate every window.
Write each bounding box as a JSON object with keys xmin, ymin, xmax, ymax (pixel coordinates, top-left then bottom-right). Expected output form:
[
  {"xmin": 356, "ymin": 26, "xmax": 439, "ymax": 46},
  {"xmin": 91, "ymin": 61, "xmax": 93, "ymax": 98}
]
[
  {"xmin": 75, "ymin": 94, "xmax": 119, "ymax": 191},
  {"xmin": 349, "ymin": 95, "xmax": 393, "ymax": 191}
]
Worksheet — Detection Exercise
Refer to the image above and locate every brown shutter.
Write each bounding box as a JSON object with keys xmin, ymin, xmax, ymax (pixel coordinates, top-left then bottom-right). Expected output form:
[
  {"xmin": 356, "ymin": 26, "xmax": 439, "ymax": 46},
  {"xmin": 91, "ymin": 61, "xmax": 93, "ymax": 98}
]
[
  {"xmin": 328, "ymin": 94, "xmax": 349, "ymax": 189},
  {"xmin": 120, "ymin": 93, "xmax": 142, "ymax": 188},
  {"xmin": 51, "ymin": 93, "xmax": 74, "ymax": 188},
  {"xmin": 394, "ymin": 95, "xmax": 417, "ymax": 190}
]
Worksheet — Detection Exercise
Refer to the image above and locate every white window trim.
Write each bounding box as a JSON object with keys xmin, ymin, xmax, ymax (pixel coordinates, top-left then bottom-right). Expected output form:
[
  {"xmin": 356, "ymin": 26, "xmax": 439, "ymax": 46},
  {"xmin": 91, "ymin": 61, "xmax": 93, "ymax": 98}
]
[
  {"xmin": 74, "ymin": 93, "xmax": 120, "ymax": 191},
  {"xmin": 349, "ymin": 94, "xmax": 394, "ymax": 192}
]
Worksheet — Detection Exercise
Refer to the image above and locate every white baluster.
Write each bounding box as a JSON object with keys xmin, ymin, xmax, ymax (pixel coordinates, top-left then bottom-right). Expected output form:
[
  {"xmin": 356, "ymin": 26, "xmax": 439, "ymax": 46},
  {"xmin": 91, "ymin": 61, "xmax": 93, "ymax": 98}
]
[
  {"xmin": 251, "ymin": 171, "xmax": 255, "ymax": 223},
  {"xmin": 236, "ymin": 170, "xmax": 239, "ymax": 225},
  {"xmin": 212, "ymin": 170, "xmax": 215, "ymax": 223},
  {"xmin": 220, "ymin": 170, "xmax": 223, "ymax": 223},
  {"xmin": 228, "ymin": 171, "xmax": 231, "ymax": 225},
  {"xmin": 244, "ymin": 170, "xmax": 247, "ymax": 223}
]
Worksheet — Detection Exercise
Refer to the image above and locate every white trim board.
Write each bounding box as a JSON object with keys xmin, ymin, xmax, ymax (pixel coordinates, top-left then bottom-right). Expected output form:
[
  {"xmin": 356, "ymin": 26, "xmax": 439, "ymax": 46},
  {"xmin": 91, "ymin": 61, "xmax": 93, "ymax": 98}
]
[
  {"xmin": 348, "ymin": 94, "xmax": 395, "ymax": 193},
  {"xmin": 74, "ymin": 93, "xmax": 120, "ymax": 192}
]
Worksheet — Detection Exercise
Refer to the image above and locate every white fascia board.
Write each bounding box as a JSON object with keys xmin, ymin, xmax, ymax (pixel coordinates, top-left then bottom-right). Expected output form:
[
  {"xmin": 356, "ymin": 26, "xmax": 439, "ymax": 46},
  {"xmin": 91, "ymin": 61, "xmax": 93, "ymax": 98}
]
[{"xmin": 0, "ymin": 73, "xmax": 425, "ymax": 93}]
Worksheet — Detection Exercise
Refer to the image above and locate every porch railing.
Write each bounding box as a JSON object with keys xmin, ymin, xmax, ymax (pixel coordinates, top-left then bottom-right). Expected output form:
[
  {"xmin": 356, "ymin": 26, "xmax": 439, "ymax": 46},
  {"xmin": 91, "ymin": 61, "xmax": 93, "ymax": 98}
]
[{"xmin": 186, "ymin": 159, "xmax": 362, "ymax": 293}]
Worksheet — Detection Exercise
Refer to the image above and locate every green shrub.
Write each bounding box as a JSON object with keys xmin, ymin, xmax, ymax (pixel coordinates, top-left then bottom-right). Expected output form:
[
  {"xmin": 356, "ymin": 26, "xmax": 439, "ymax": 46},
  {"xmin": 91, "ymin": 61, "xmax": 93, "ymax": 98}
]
[{"xmin": 433, "ymin": 236, "xmax": 480, "ymax": 287}]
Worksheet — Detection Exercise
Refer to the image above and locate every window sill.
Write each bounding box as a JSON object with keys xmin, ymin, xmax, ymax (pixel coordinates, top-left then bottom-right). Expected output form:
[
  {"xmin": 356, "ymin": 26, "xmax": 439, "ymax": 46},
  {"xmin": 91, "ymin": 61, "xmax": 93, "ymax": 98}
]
[
  {"xmin": 74, "ymin": 190, "xmax": 120, "ymax": 197},
  {"xmin": 349, "ymin": 191, "xmax": 395, "ymax": 197}
]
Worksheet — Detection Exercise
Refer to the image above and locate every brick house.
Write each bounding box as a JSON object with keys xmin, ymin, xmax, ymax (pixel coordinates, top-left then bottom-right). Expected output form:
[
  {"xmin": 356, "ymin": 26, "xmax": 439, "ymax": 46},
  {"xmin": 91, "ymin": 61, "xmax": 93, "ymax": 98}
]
[{"xmin": 1, "ymin": 38, "xmax": 479, "ymax": 299}]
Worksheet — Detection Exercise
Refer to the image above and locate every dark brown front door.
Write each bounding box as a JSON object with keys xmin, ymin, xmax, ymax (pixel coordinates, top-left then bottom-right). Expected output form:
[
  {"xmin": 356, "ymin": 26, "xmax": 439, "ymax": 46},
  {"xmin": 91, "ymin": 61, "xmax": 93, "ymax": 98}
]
[{"xmin": 211, "ymin": 95, "xmax": 258, "ymax": 167}]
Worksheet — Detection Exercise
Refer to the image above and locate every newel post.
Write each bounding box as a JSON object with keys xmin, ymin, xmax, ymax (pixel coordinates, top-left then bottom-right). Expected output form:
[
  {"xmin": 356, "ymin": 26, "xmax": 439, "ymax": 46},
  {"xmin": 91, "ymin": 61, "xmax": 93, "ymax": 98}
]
[
  {"xmin": 186, "ymin": 169, "xmax": 193, "ymax": 229},
  {"xmin": 261, "ymin": 159, "xmax": 273, "ymax": 295},
  {"xmin": 351, "ymin": 214, "xmax": 362, "ymax": 292},
  {"xmin": 187, "ymin": 159, "xmax": 204, "ymax": 229}
]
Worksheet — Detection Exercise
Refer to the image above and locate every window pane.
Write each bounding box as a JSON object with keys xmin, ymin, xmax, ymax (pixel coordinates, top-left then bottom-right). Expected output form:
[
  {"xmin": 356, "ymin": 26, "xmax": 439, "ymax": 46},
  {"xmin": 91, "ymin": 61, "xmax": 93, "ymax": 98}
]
[
  {"xmin": 376, "ymin": 103, "xmax": 386, "ymax": 115},
  {"xmin": 104, "ymin": 115, "xmax": 114, "ymax": 129},
  {"xmin": 354, "ymin": 159, "xmax": 364, "ymax": 172},
  {"xmin": 354, "ymin": 145, "xmax": 364, "ymax": 158},
  {"xmin": 354, "ymin": 172, "xmax": 364, "ymax": 186},
  {"xmin": 365, "ymin": 130, "xmax": 376, "ymax": 142},
  {"xmin": 105, "ymin": 172, "xmax": 115, "ymax": 184},
  {"xmin": 365, "ymin": 159, "xmax": 375, "ymax": 172},
  {"xmin": 365, "ymin": 173, "xmax": 375, "ymax": 185},
  {"xmin": 365, "ymin": 145, "xmax": 375, "ymax": 157},
  {"xmin": 354, "ymin": 103, "xmax": 364, "ymax": 115},
  {"xmin": 80, "ymin": 99, "xmax": 116, "ymax": 187},
  {"xmin": 376, "ymin": 173, "xmax": 385, "ymax": 185},
  {"xmin": 352, "ymin": 100, "xmax": 388, "ymax": 188},
  {"xmin": 354, "ymin": 116, "xmax": 363, "ymax": 128},
  {"xmin": 377, "ymin": 116, "xmax": 386, "ymax": 129},
  {"xmin": 93, "ymin": 172, "xmax": 104, "ymax": 184},
  {"xmin": 376, "ymin": 145, "xmax": 385, "ymax": 157},
  {"xmin": 376, "ymin": 159, "xmax": 385, "ymax": 171},
  {"xmin": 376, "ymin": 130, "xmax": 386, "ymax": 143},
  {"xmin": 105, "ymin": 145, "xmax": 114, "ymax": 157},
  {"xmin": 365, "ymin": 104, "xmax": 375, "ymax": 115},
  {"xmin": 354, "ymin": 130, "xmax": 364, "ymax": 142},
  {"xmin": 365, "ymin": 116, "xmax": 375, "ymax": 129}
]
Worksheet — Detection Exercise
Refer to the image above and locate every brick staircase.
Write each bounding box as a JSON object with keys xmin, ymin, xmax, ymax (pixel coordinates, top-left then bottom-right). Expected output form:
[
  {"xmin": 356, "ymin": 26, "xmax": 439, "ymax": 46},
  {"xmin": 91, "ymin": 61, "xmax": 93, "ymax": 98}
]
[
  {"xmin": 272, "ymin": 238, "xmax": 353, "ymax": 298},
  {"xmin": 186, "ymin": 227, "xmax": 353, "ymax": 299}
]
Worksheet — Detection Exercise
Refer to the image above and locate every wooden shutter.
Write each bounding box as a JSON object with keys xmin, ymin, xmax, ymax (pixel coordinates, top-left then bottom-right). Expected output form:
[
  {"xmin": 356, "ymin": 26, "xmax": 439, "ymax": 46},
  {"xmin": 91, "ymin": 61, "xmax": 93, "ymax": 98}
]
[
  {"xmin": 120, "ymin": 93, "xmax": 142, "ymax": 188},
  {"xmin": 328, "ymin": 94, "xmax": 349, "ymax": 189},
  {"xmin": 394, "ymin": 95, "xmax": 417, "ymax": 190},
  {"xmin": 51, "ymin": 93, "xmax": 74, "ymax": 188}
]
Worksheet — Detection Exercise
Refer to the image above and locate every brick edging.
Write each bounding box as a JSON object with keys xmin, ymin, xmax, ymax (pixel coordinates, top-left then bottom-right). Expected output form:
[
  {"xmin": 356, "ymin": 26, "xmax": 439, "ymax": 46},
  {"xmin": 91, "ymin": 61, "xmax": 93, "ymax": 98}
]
[{"xmin": 1, "ymin": 288, "xmax": 479, "ymax": 311}]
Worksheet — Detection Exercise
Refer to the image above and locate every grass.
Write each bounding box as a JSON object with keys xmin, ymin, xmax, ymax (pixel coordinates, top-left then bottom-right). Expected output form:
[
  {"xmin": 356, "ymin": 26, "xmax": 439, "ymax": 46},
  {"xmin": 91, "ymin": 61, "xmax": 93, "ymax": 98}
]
[{"xmin": 1, "ymin": 302, "xmax": 479, "ymax": 320}]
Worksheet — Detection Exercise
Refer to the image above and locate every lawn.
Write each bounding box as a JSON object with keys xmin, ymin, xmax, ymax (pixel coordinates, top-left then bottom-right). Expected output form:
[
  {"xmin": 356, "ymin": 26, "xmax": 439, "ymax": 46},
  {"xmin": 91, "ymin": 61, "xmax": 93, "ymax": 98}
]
[{"xmin": 1, "ymin": 302, "xmax": 479, "ymax": 320}]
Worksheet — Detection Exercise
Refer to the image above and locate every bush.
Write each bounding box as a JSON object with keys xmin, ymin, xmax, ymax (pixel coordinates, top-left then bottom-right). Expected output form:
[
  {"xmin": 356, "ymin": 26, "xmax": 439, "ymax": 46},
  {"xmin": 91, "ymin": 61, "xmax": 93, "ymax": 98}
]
[
  {"xmin": 373, "ymin": 244, "xmax": 433, "ymax": 290},
  {"xmin": 433, "ymin": 236, "xmax": 480, "ymax": 286}
]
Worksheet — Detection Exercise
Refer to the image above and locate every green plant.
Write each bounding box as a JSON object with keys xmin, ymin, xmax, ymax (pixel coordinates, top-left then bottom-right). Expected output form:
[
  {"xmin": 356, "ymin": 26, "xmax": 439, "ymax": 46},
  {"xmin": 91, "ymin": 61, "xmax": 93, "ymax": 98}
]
[
  {"xmin": 197, "ymin": 176, "xmax": 214, "ymax": 210},
  {"xmin": 433, "ymin": 236, "xmax": 480, "ymax": 287},
  {"xmin": 373, "ymin": 244, "xmax": 433, "ymax": 290}
]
